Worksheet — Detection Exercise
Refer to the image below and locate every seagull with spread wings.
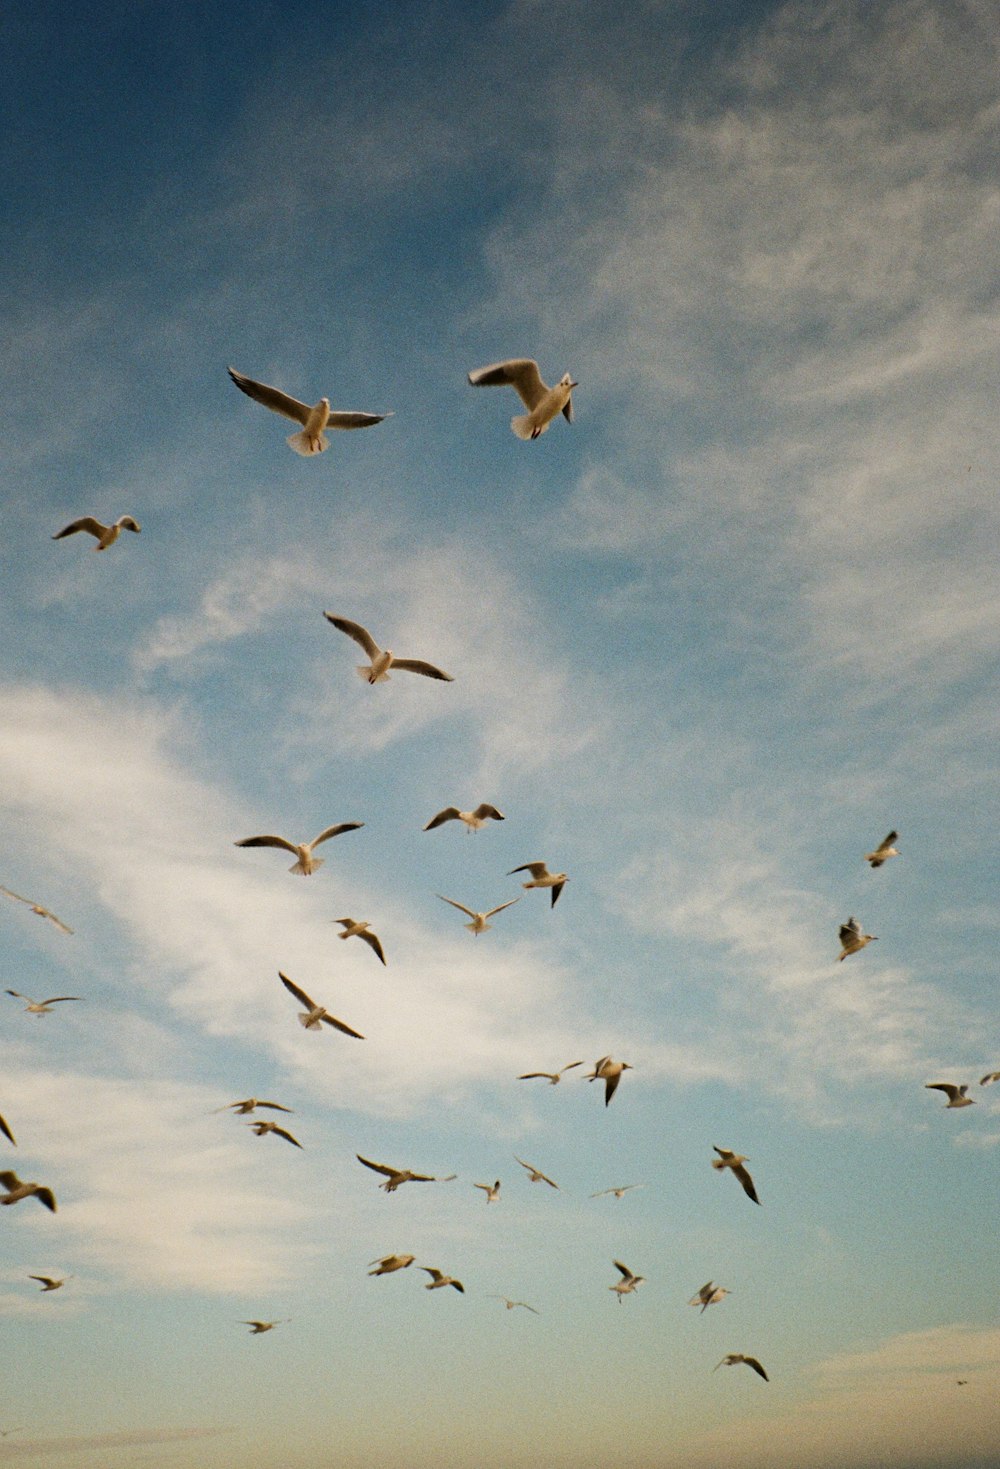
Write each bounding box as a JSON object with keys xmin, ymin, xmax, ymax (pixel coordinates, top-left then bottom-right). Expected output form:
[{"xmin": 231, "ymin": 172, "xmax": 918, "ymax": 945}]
[
  {"xmin": 368, "ymin": 1254, "xmax": 416, "ymax": 1276},
  {"xmin": 838, "ymin": 916, "xmax": 877, "ymax": 960},
  {"xmin": 508, "ymin": 861, "xmax": 568, "ymax": 907},
  {"xmin": 925, "ymin": 1082, "xmax": 975, "ymax": 1108},
  {"xmin": 474, "ymin": 1180, "xmax": 501, "ymax": 1204},
  {"xmin": 591, "ymin": 1184, "xmax": 645, "ymax": 1200},
  {"xmin": 240, "ymin": 1319, "xmax": 289, "ymax": 1334},
  {"xmin": 609, "ymin": 1261, "xmax": 645, "ymax": 1302},
  {"xmin": 689, "ymin": 1281, "xmax": 732, "ymax": 1313},
  {"xmin": 436, "ymin": 893, "xmax": 521, "ymax": 935},
  {"xmin": 228, "ymin": 367, "xmax": 391, "ymax": 455},
  {"xmin": 489, "ymin": 1296, "xmax": 539, "ymax": 1313},
  {"xmin": 235, "ymin": 822, "xmax": 362, "ymax": 875},
  {"xmin": 6, "ymin": 990, "xmax": 81, "ymax": 1015},
  {"xmin": 421, "ymin": 1267, "xmax": 464, "ymax": 1293},
  {"xmin": 323, "ymin": 614, "xmax": 454, "ymax": 684},
  {"xmin": 514, "ymin": 1157, "xmax": 559, "ymax": 1189},
  {"xmin": 0, "ymin": 886, "xmax": 73, "ymax": 934},
  {"xmin": 333, "ymin": 918, "xmax": 386, "ymax": 966},
  {"xmin": 215, "ymin": 1098, "xmax": 294, "ymax": 1116},
  {"xmin": 712, "ymin": 1147, "xmax": 760, "ymax": 1205},
  {"xmin": 278, "ymin": 972, "xmax": 364, "ymax": 1038},
  {"xmin": 715, "ymin": 1354, "xmax": 769, "ymax": 1381},
  {"xmin": 51, "ymin": 515, "xmax": 140, "ymax": 550},
  {"xmin": 518, "ymin": 1060, "xmax": 583, "ymax": 1085},
  {"xmin": 584, "ymin": 1057, "xmax": 633, "ymax": 1106},
  {"xmin": 356, "ymin": 1156, "xmax": 457, "ymax": 1192},
  {"xmin": 29, "ymin": 1275, "xmax": 69, "ymax": 1292},
  {"xmin": 0, "ymin": 1172, "xmax": 56, "ymax": 1212},
  {"xmin": 247, "ymin": 1120, "xmax": 303, "ymax": 1148},
  {"xmin": 467, "ymin": 358, "xmax": 577, "ymax": 440},
  {"xmin": 865, "ymin": 830, "xmax": 900, "ymax": 867},
  {"xmin": 423, "ymin": 803, "xmax": 504, "ymax": 832}
]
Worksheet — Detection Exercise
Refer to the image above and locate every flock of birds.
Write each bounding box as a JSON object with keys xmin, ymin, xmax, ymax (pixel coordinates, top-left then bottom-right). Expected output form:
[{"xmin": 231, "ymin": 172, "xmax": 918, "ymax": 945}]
[{"xmin": 4, "ymin": 364, "xmax": 994, "ymax": 1408}]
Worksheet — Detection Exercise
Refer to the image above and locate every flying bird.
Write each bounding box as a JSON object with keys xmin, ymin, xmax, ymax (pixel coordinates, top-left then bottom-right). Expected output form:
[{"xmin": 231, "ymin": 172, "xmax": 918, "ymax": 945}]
[
  {"xmin": 508, "ymin": 862, "xmax": 568, "ymax": 907},
  {"xmin": 240, "ymin": 1319, "xmax": 288, "ymax": 1334},
  {"xmin": 0, "ymin": 1171, "xmax": 57, "ymax": 1212},
  {"xmin": 228, "ymin": 366, "xmax": 390, "ymax": 455},
  {"xmin": 609, "ymin": 1260, "xmax": 645, "ymax": 1302},
  {"xmin": 247, "ymin": 1120, "xmax": 303, "ymax": 1148},
  {"xmin": 712, "ymin": 1147, "xmax": 760, "ymax": 1205},
  {"xmin": 356, "ymin": 1156, "xmax": 456, "ymax": 1192},
  {"xmin": 689, "ymin": 1281, "xmax": 732, "ymax": 1313},
  {"xmin": 865, "ymin": 831, "xmax": 900, "ymax": 867},
  {"xmin": 436, "ymin": 893, "xmax": 521, "ymax": 935},
  {"xmin": 474, "ymin": 1180, "xmax": 501, "ymax": 1204},
  {"xmin": 838, "ymin": 916, "xmax": 877, "ymax": 960},
  {"xmin": 368, "ymin": 1254, "xmax": 416, "ymax": 1276},
  {"xmin": 979, "ymin": 1072, "xmax": 1000, "ymax": 1086},
  {"xmin": 925, "ymin": 1082, "xmax": 975, "ymax": 1108},
  {"xmin": 214, "ymin": 1098, "xmax": 294, "ymax": 1116},
  {"xmin": 489, "ymin": 1297, "xmax": 539, "ymax": 1313},
  {"xmin": 517, "ymin": 1061, "xmax": 583, "ymax": 1085},
  {"xmin": 715, "ymin": 1354, "xmax": 769, "ymax": 1381},
  {"xmin": 333, "ymin": 918, "xmax": 386, "ymax": 966},
  {"xmin": 29, "ymin": 1275, "xmax": 68, "ymax": 1292},
  {"xmin": 234, "ymin": 822, "xmax": 363, "ymax": 875},
  {"xmin": 0, "ymin": 1114, "xmax": 15, "ymax": 1147},
  {"xmin": 514, "ymin": 1157, "xmax": 559, "ymax": 1189},
  {"xmin": 51, "ymin": 515, "xmax": 140, "ymax": 550},
  {"xmin": 423, "ymin": 804, "xmax": 505, "ymax": 833},
  {"xmin": 467, "ymin": 358, "xmax": 577, "ymax": 440},
  {"xmin": 584, "ymin": 1057, "xmax": 633, "ymax": 1106},
  {"xmin": 591, "ymin": 1184, "xmax": 645, "ymax": 1200},
  {"xmin": 5, "ymin": 990, "xmax": 81, "ymax": 1015},
  {"xmin": 0, "ymin": 886, "xmax": 73, "ymax": 934},
  {"xmin": 324, "ymin": 614, "xmax": 454, "ymax": 683},
  {"xmin": 278, "ymin": 972, "xmax": 364, "ymax": 1038},
  {"xmin": 420, "ymin": 1267, "xmax": 464, "ymax": 1293}
]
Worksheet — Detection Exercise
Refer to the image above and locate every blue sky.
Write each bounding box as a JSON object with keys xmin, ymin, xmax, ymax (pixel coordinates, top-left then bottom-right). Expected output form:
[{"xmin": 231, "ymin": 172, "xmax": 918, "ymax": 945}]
[{"xmin": 2, "ymin": 1, "xmax": 999, "ymax": 1465}]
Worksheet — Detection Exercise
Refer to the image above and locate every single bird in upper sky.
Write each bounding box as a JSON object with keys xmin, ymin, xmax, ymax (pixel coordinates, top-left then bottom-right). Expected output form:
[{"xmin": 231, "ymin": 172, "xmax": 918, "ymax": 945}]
[
  {"xmin": 333, "ymin": 918, "xmax": 386, "ymax": 965},
  {"xmin": 712, "ymin": 1147, "xmax": 760, "ymax": 1205},
  {"xmin": 6, "ymin": 990, "xmax": 81, "ymax": 1015},
  {"xmin": 0, "ymin": 1171, "xmax": 57, "ymax": 1212},
  {"xmin": 715, "ymin": 1353, "xmax": 769, "ymax": 1381},
  {"xmin": 51, "ymin": 515, "xmax": 140, "ymax": 550},
  {"xmin": 865, "ymin": 830, "xmax": 900, "ymax": 867},
  {"xmin": 420, "ymin": 1267, "xmax": 464, "ymax": 1293},
  {"xmin": 0, "ymin": 886, "xmax": 73, "ymax": 934},
  {"xmin": 508, "ymin": 861, "xmax": 568, "ymax": 907},
  {"xmin": 247, "ymin": 1120, "xmax": 303, "ymax": 1147},
  {"xmin": 467, "ymin": 358, "xmax": 577, "ymax": 440},
  {"xmin": 423, "ymin": 803, "xmax": 504, "ymax": 832},
  {"xmin": 514, "ymin": 1157, "xmax": 560, "ymax": 1189},
  {"xmin": 324, "ymin": 614, "xmax": 454, "ymax": 683},
  {"xmin": 234, "ymin": 822, "xmax": 363, "ymax": 876},
  {"xmin": 925, "ymin": 1082, "xmax": 974, "ymax": 1108},
  {"xmin": 518, "ymin": 1060, "xmax": 584, "ymax": 1085},
  {"xmin": 356, "ymin": 1156, "xmax": 457, "ymax": 1192},
  {"xmin": 228, "ymin": 367, "xmax": 391, "ymax": 455},
  {"xmin": 278, "ymin": 972, "xmax": 364, "ymax": 1038},
  {"xmin": 591, "ymin": 1184, "xmax": 645, "ymax": 1199},
  {"xmin": 29, "ymin": 1274, "xmax": 69, "ymax": 1292},
  {"xmin": 368, "ymin": 1254, "xmax": 416, "ymax": 1276},
  {"xmin": 240, "ymin": 1319, "xmax": 288, "ymax": 1334},
  {"xmin": 837, "ymin": 916, "xmax": 877, "ymax": 960},
  {"xmin": 0, "ymin": 1113, "xmax": 15, "ymax": 1146},
  {"xmin": 689, "ymin": 1280, "xmax": 732, "ymax": 1313},
  {"xmin": 474, "ymin": 1180, "xmax": 501, "ymax": 1204},
  {"xmin": 215, "ymin": 1099, "xmax": 294, "ymax": 1116},
  {"xmin": 489, "ymin": 1296, "xmax": 539, "ymax": 1313},
  {"xmin": 980, "ymin": 1071, "xmax": 1000, "ymax": 1086},
  {"xmin": 436, "ymin": 893, "xmax": 521, "ymax": 935},
  {"xmin": 584, "ymin": 1056, "xmax": 633, "ymax": 1106},
  {"xmin": 609, "ymin": 1260, "xmax": 645, "ymax": 1302}
]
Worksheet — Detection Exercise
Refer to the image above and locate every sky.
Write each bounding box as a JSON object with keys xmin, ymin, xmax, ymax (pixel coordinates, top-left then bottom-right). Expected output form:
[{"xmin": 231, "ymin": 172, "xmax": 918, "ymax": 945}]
[{"xmin": 1, "ymin": 0, "xmax": 998, "ymax": 1464}]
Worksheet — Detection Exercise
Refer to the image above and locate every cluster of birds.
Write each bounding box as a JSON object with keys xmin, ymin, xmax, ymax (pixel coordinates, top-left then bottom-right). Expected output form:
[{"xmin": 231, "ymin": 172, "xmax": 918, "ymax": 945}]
[{"xmin": 6, "ymin": 365, "xmax": 992, "ymax": 1398}]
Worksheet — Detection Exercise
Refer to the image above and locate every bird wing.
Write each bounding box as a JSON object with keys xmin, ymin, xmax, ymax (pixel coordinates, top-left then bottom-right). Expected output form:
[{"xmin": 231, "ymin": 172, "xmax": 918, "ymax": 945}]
[
  {"xmin": 472, "ymin": 804, "xmax": 504, "ymax": 822},
  {"xmin": 449, "ymin": 1279, "xmax": 465, "ymax": 1292},
  {"xmin": 926, "ymin": 1083, "xmax": 960, "ymax": 1100},
  {"xmin": 324, "ymin": 411, "xmax": 390, "ymax": 430},
  {"xmin": 42, "ymin": 997, "xmax": 82, "ymax": 1005},
  {"xmin": 310, "ymin": 822, "xmax": 364, "ymax": 848},
  {"xmin": 52, "ymin": 518, "xmax": 104, "ymax": 540},
  {"xmin": 323, "ymin": 615, "xmax": 380, "ymax": 658},
  {"xmin": 0, "ymin": 886, "xmax": 31, "ymax": 906},
  {"xmin": 840, "ymin": 917, "xmax": 861, "ymax": 941},
  {"xmin": 0, "ymin": 1114, "xmax": 14, "ymax": 1146},
  {"xmin": 236, "ymin": 835, "xmax": 298, "ymax": 854},
  {"xmin": 388, "ymin": 658, "xmax": 454, "ymax": 681},
  {"xmin": 744, "ymin": 1357, "xmax": 769, "ymax": 1380},
  {"xmin": 279, "ymin": 972, "xmax": 316, "ymax": 1010},
  {"xmin": 519, "ymin": 1073, "xmax": 557, "ymax": 1082},
  {"xmin": 467, "ymin": 359, "xmax": 546, "ymax": 410},
  {"xmin": 604, "ymin": 1071, "xmax": 623, "ymax": 1105},
  {"xmin": 420, "ymin": 1268, "xmax": 443, "ymax": 1281},
  {"xmin": 358, "ymin": 929, "xmax": 386, "ymax": 965},
  {"xmin": 34, "ymin": 1188, "xmax": 57, "ymax": 1212},
  {"xmin": 424, "ymin": 808, "xmax": 461, "ymax": 830},
  {"xmin": 550, "ymin": 881, "xmax": 566, "ymax": 907},
  {"xmin": 508, "ymin": 862, "xmax": 547, "ymax": 878},
  {"xmin": 733, "ymin": 1163, "xmax": 760, "ymax": 1204},
  {"xmin": 559, "ymin": 1061, "xmax": 584, "ymax": 1073},
  {"xmin": 0, "ymin": 1171, "xmax": 21, "ymax": 1190},
  {"xmin": 613, "ymin": 1261, "xmax": 635, "ymax": 1281},
  {"xmin": 118, "ymin": 516, "xmax": 141, "ymax": 533},
  {"xmin": 980, "ymin": 1072, "xmax": 1000, "ymax": 1086},
  {"xmin": 40, "ymin": 910, "xmax": 73, "ymax": 934},
  {"xmin": 356, "ymin": 1155, "xmax": 396, "ymax": 1178},
  {"xmin": 256, "ymin": 1101, "xmax": 293, "ymax": 1113},
  {"xmin": 437, "ymin": 895, "xmax": 476, "ymax": 919},
  {"xmin": 483, "ymin": 898, "xmax": 521, "ymax": 919},
  {"xmin": 320, "ymin": 1012, "xmax": 365, "ymax": 1039},
  {"xmin": 273, "ymin": 1127, "xmax": 303, "ymax": 1147},
  {"xmin": 227, "ymin": 368, "xmax": 311, "ymax": 425}
]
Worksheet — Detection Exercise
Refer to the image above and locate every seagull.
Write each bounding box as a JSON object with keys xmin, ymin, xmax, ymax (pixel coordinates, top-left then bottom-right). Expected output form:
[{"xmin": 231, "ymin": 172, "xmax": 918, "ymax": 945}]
[
  {"xmin": 420, "ymin": 1267, "xmax": 464, "ymax": 1293},
  {"xmin": 925, "ymin": 1082, "xmax": 975, "ymax": 1108},
  {"xmin": 0, "ymin": 886, "xmax": 73, "ymax": 934},
  {"xmin": 609, "ymin": 1260, "xmax": 645, "ymax": 1302},
  {"xmin": 356, "ymin": 1156, "xmax": 456, "ymax": 1192},
  {"xmin": 514, "ymin": 1157, "xmax": 559, "ymax": 1189},
  {"xmin": 474, "ymin": 1180, "xmax": 501, "ymax": 1204},
  {"xmin": 228, "ymin": 367, "xmax": 390, "ymax": 456},
  {"xmin": 979, "ymin": 1072, "xmax": 1000, "ymax": 1086},
  {"xmin": 368, "ymin": 1254, "xmax": 416, "ymax": 1276},
  {"xmin": 865, "ymin": 831, "xmax": 900, "ymax": 867},
  {"xmin": 51, "ymin": 515, "xmax": 140, "ymax": 550},
  {"xmin": 591, "ymin": 1184, "xmax": 645, "ymax": 1199},
  {"xmin": 489, "ymin": 1297, "xmax": 539, "ymax": 1313},
  {"xmin": 323, "ymin": 614, "xmax": 454, "ymax": 683},
  {"xmin": 715, "ymin": 1354, "xmax": 769, "ymax": 1381},
  {"xmin": 247, "ymin": 1120, "xmax": 303, "ymax": 1147},
  {"xmin": 333, "ymin": 918, "xmax": 386, "ymax": 965},
  {"xmin": 467, "ymin": 359, "xmax": 577, "ymax": 440},
  {"xmin": 508, "ymin": 862, "xmax": 567, "ymax": 907},
  {"xmin": 584, "ymin": 1057, "xmax": 633, "ymax": 1106},
  {"xmin": 689, "ymin": 1281, "xmax": 732, "ymax": 1313},
  {"xmin": 838, "ymin": 916, "xmax": 877, "ymax": 960},
  {"xmin": 436, "ymin": 893, "xmax": 521, "ymax": 934},
  {"xmin": 234, "ymin": 822, "xmax": 363, "ymax": 875},
  {"xmin": 240, "ymin": 1319, "xmax": 288, "ymax": 1334},
  {"xmin": 0, "ymin": 1171, "xmax": 56, "ymax": 1212},
  {"xmin": 6, "ymin": 990, "xmax": 81, "ymax": 1015},
  {"xmin": 214, "ymin": 1098, "xmax": 294, "ymax": 1116},
  {"xmin": 278, "ymin": 972, "xmax": 364, "ymax": 1038},
  {"xmin": 517, "ymin": 1061, "xmax": 584, "ymax": 1085},
  {"xmin": 29, "ymin": 1275, "xmax": 69, "ymax": 1292},
  {"xmin": 423, "ymin": 804, "xmax": 505, "ymax": 833},
  {"xmin": 712, "ymin": 1147, "xmax": 760, "ymax": 1205},
  {"xmin": 0, "ymin": 1114, "xmax": 15, "ymax": 1146}
]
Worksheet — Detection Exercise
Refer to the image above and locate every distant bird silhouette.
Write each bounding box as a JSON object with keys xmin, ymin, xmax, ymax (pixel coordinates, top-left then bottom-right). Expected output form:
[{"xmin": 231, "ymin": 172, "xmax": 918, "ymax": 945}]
[
  {"xmin": 689, "ymin": 1280, "xmax": 731, "ymax": 1313},
  {"xmin": 240, "ymin": 1319, "xmax": 288, "ymax": 1334},
  {"xmin": 215, "ymin": 1098, "xmax": 293, "ymax": 1116},
  {"xmin": 0, "ymin": 1171, "xmax": 56, "ymax": 1212},
  {"xmin": 518, "ymin": 1061, "xmax": 583, "ymax": 1085},
  {"xmin": 865, "ymin": 831, "xmax": 899, "ymax": 867},
  {"xmin": 0, "ymin": 886, "xmax": 73, "ymax": 934},
  {"xmin": 247, "ymin": 1120, "xmax": 303, "ymax": 1147},
  {"xmin": 368, "ymin": 1254, "xmax": 416, "ymax": 1276},
  {"xmin": 6, "ymin": 990, "xmax": 81, "ymax": 1015},
  {"xmin": 474, "ymin": 1180, "xmax": 501, "ymax": 1204},
  {"xmin": 423, "ymin": 804, "xmax": 504, "ymax": 832},
  {"xmin": 514, "ymin": 1157, "xmax": 559, "ymax": 1189},
  {"xmin": 591, "ymin": 1184, "xmax": 645, "ymax": 1200},
  {"xmin": 29, "ymin": 1275, "xmax": 69, "ymax": 1292},
  {"xmin": 609, "ymin": 1260, "xmax": 645, "ymax": 1302},
  {"xmin": 715, "ymin": 1354, "xmax": 769, "ymax": 1381},
  {"xmin": 420, "ymin": 1267, "xmax": 464, "ymax": 1293},
  {"xmin": 489, "ymin": 1296, "xmax": 539, "ymax": 1313}
]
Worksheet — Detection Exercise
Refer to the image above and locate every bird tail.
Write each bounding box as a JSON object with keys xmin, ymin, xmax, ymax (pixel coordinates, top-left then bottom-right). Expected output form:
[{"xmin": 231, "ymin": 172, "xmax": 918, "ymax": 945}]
[
  {"xmin": 288, "ymin": 857, "xmax": 322, "ymax": 875},
  {"xmin": 297, "ymin": 1013, "xmax": 316, "ymax": 1028},
  {"xmin": 287, "ymin": 429, "xmax": 328, "ymax": 456},
  {"xmin": 466, "ymin": 920, "xmax": 489, "ymax": 933},
  {"xmin": 356, "ymin": 664, "xmax": 389, "ymax": 683},
  {"xmin": 510, "ymin": 413, "xmax": 536, "ymax": 441},
  {"xmin": 711, "ymin": 1159, "xmax": 726, "ymax": 1170}
]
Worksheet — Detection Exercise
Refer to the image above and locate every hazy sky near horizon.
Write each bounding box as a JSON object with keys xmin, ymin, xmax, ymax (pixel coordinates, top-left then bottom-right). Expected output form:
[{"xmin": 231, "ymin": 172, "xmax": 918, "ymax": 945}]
[{"xmin": 2, "ymin": 2, "xmax": 999, "ymax": 1465}]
